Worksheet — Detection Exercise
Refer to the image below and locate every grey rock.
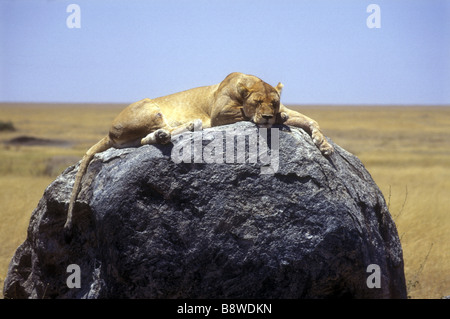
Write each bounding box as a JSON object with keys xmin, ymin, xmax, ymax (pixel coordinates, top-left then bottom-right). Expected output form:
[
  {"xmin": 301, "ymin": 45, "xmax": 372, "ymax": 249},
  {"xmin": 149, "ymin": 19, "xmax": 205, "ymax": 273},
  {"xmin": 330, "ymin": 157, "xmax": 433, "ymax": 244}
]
[{"xmin": 3, "ymin": 122, "xmax": 407, "ymax": 298}]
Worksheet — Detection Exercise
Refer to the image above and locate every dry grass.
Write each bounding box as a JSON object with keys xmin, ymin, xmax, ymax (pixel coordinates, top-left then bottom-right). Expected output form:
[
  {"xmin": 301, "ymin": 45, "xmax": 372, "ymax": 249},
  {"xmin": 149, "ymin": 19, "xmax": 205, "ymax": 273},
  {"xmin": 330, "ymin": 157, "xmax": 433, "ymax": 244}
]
[
  {"xmin": 298, "ymin": 105, "xmax": 450, "ymax": 299},
  {"xmin": 0, "ymin": 103, "xmax": 125, "ymax": 298},
  {"xmin": 0, "ymin": 103, "xmax": 449, "ymax": 298}
]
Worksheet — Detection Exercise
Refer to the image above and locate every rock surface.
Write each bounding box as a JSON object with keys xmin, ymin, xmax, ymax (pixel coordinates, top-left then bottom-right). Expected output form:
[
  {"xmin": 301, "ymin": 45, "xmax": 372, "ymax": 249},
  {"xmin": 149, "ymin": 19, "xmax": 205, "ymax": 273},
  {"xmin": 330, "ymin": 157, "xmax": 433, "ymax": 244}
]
[{"xmin": 3, "ymin": 122, "xmax": 407, "ymax": 298}]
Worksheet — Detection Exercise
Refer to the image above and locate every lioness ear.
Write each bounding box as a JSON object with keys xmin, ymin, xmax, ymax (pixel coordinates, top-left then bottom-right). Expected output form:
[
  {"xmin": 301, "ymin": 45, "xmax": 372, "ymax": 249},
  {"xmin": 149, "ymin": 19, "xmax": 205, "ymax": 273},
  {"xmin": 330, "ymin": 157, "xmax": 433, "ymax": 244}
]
[
  {"xmin": 275, "ymin": 82, "xmax": 284, "ymax": 95},
  {"xmin": 238, "ymin": 83, "xmax": 253, "ymax": 99}
]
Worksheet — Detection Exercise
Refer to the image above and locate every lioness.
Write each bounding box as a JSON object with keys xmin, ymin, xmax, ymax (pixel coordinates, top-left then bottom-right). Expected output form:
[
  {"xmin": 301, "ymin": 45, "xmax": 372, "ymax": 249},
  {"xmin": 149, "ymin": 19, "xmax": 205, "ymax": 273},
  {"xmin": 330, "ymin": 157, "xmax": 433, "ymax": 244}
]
[
  {"xmin": 151, "ymin": 72, "xmax": 333, "ymax": 154},
  {"xmin": 64, "ymin": 72, "xmax": 333, "ymax": 233}
]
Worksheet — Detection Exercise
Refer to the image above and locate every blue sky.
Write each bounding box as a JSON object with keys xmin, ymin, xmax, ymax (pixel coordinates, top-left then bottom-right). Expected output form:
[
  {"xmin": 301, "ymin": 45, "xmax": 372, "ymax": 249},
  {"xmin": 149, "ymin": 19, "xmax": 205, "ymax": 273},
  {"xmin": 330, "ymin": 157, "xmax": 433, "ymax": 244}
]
[{"xmin": 1, "ymin": 0, "xmax": 449, "ymax": 105}]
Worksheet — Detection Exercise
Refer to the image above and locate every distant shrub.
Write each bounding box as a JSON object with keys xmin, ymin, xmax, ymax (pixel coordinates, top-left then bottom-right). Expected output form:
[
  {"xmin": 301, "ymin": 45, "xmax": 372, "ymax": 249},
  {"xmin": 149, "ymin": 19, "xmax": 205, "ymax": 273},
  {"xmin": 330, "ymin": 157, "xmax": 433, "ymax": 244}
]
[{"xmin": 0, "ymin": 120, "xmax": 16, "ymax": 131}]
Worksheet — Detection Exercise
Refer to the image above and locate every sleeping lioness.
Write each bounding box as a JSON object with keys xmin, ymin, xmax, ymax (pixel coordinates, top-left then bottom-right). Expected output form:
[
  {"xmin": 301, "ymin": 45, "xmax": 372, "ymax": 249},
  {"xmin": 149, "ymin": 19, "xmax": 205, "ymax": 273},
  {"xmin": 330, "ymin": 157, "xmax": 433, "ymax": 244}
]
[
  {"xmin": 64, "ymin": 72, "xmax": 333, "ymax": 233},
  {"xmin": 150, "ymin": 72, "xmax": 333, "ymax": 154}
]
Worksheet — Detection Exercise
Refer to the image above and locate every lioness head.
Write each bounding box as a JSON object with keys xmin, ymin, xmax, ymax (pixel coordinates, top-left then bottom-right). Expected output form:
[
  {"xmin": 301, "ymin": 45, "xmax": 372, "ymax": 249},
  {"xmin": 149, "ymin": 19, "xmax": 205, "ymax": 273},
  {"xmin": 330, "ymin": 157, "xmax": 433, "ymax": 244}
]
[{"xmin": 238, "ymin": 81, "xmax": 284, "ymax": 127}]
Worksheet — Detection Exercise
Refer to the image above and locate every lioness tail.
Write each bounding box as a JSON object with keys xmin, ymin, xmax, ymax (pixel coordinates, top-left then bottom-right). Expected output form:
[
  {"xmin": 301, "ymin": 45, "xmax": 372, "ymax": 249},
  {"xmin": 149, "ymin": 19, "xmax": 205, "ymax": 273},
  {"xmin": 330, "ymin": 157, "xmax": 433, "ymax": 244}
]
[{"xmin": 64, "ymin": 136, "xmax": 112, "ymax": 233}]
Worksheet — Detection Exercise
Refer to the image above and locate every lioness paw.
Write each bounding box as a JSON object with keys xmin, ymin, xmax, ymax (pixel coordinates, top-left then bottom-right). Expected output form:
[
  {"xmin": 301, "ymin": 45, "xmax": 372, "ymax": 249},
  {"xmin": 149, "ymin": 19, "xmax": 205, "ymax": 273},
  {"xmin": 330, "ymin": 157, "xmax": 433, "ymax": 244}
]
[
  {"xmin": 319, "ymin": 140, "xmax": 334, "ymax": 156},
  {"xmin": 193, "ymin": 119, "xmax": 203, "ymax": 131},
  {"xmin": 186, "ymin": 119, "xmax": 202, "ymax": 132},
  {"xmin": 311, "ymin": 128, "xmax": 323, "ymax": 145},
  {"xmin": 311, "ymin": 128, "xmax": 333, "ymax": 156},
  {"xmin": 155, "ymin": 129, "xmax": 171, "ymax": 144},
  {"xmin": 276, "ymin": 112, "xmax": 289, "ymax": 124}
]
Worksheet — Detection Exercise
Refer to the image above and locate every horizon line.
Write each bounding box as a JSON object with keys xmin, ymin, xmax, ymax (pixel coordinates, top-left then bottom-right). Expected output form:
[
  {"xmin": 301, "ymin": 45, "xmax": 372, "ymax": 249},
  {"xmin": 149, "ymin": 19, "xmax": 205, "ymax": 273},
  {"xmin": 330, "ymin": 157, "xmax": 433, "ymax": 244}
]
[{"xmin": 1, "ymin": 102, "xmax": 449, "ymax": 108}]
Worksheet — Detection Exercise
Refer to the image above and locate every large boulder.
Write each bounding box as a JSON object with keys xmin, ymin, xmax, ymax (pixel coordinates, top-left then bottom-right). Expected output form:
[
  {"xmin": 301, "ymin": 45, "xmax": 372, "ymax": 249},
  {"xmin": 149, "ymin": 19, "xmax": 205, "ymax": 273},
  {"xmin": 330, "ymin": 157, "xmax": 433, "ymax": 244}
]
[{"xmin": 3, "ymin": 122, "xmax": 407, "ymax": 298}]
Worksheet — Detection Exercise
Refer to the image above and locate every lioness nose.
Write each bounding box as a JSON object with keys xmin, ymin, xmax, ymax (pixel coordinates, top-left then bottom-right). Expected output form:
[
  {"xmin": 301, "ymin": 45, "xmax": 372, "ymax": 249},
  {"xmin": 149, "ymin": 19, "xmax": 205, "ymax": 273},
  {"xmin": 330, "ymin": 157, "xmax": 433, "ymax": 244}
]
[{"xmin": 262, "ymin": 114, "xmax": 273, "ymax": 120}]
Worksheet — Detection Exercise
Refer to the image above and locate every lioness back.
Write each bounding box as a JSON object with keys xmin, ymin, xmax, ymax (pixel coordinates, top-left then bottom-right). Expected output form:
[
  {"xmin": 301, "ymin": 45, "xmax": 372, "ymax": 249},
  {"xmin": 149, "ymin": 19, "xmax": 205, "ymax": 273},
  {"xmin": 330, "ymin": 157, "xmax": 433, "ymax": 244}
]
[{"xmin": 153, "ymin": 84, "xmax": 219, "ymax": 127}]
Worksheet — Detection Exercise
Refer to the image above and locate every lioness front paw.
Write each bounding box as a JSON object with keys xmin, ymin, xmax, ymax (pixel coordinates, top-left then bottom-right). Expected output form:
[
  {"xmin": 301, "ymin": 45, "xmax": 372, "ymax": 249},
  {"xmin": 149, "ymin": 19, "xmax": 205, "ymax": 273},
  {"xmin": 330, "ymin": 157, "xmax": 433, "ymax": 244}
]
[
  {"xmin": 319, "ymin": 140, "xmax": 334, "ymax": 156},
  {"xmin": 276, "ymin": 112, "xmax": 289, "ymax": 124},
  {"xmin": 155, "ymin": 129, "xmax": 171, "ymax": 144},
  {"xmin": 312, "ymin": 128, "xmax": 334, "ymax": 156}
]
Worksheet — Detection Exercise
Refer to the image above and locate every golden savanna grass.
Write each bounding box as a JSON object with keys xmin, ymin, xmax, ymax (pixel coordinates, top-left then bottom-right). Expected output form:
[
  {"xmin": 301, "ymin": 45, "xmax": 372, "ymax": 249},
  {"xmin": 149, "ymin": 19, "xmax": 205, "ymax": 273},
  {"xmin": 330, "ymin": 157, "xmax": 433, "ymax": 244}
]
[{"xmin": 0, "ymin": 103, "xmax": 449, "ymax": 298}]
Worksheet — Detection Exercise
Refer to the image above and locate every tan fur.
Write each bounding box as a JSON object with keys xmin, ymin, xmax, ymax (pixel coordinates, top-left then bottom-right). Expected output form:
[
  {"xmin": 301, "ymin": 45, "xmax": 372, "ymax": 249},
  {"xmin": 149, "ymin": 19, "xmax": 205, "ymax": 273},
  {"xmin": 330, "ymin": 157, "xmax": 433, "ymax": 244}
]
[
  {"xmin": 152, "ymin": 72, "xmax": 333, "ymax": 153},
  {"xmin": 64, "ymin": 99, "xmax": 197, "ymax": 232},
  {"xmin": 64, "ymin": 72, "xmax": 333, "ymax": 233}
]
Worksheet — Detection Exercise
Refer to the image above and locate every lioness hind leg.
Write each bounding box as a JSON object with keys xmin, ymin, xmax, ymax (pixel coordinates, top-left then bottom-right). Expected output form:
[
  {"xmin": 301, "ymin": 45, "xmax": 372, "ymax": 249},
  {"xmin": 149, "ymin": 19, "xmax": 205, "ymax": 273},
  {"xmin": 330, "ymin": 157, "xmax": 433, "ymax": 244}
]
[
  {"xmin": 141, "ymin": 128, "xmax": 171, "ymax": 145},
  {"xmin": 170, "ymin": 119, "xmax": 203, "ymax": 136},
  {"xmin": 141, "ymin": 120, "xmax": 203, "ymax": 145}
]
